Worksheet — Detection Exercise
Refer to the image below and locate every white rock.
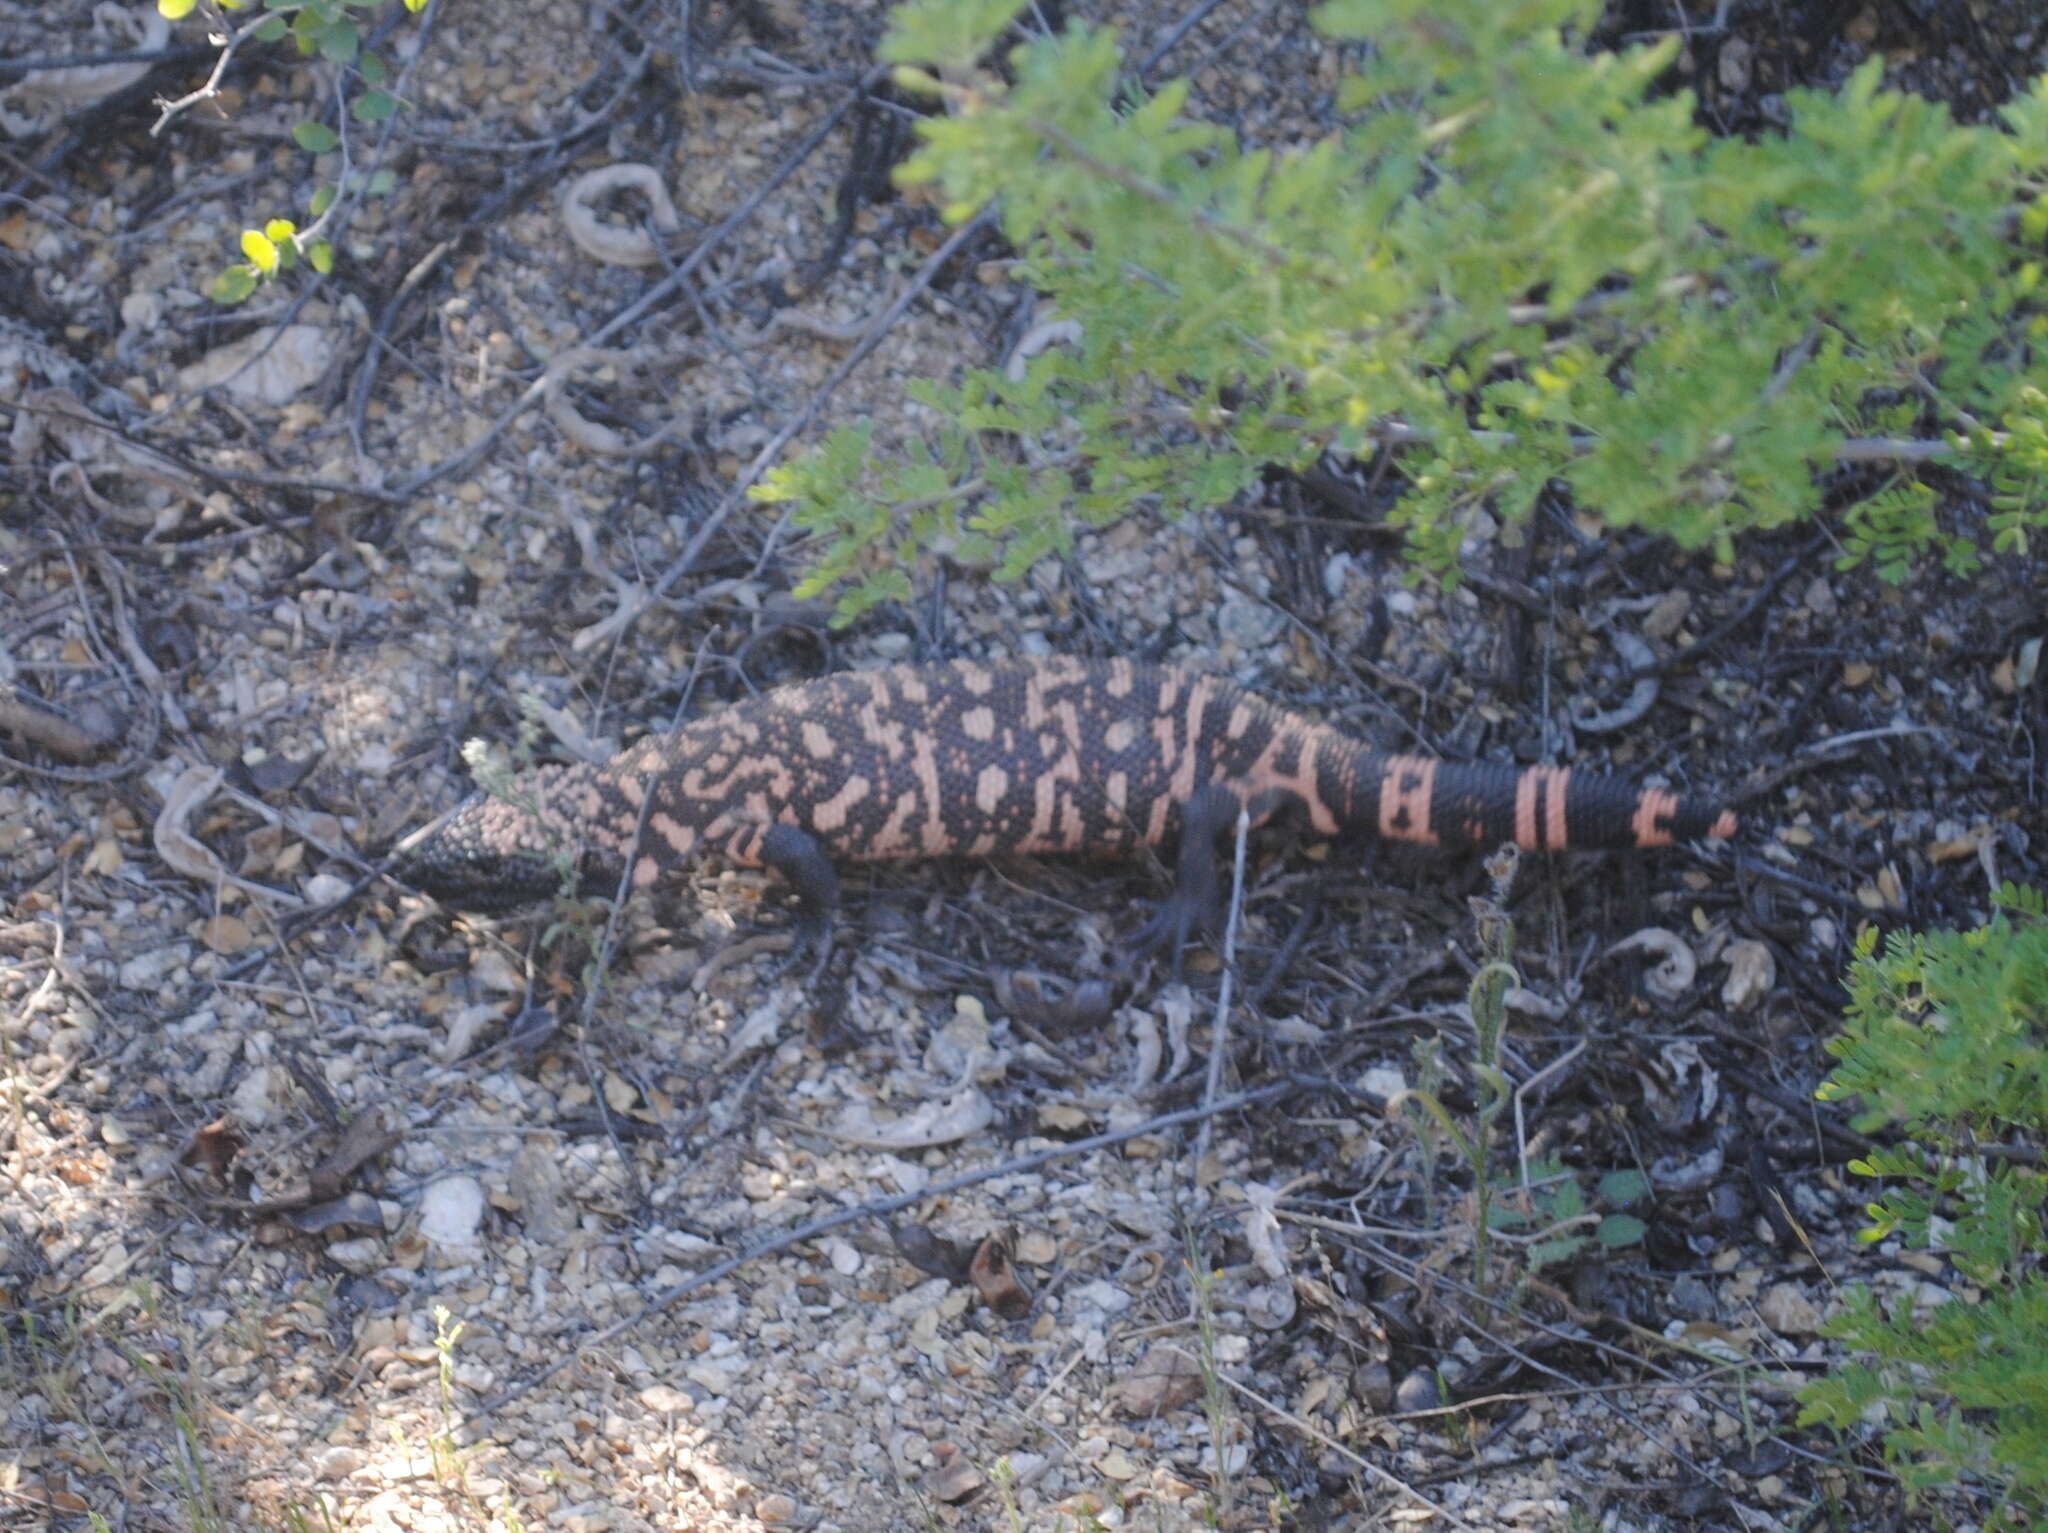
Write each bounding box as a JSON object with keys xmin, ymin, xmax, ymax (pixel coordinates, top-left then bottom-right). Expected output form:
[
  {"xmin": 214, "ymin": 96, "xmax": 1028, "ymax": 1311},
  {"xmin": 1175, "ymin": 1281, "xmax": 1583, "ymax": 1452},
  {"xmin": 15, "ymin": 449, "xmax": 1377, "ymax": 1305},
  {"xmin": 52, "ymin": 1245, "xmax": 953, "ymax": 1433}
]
[
  {"xmin": 312, "ymin": 1445, "xmax": 366, "ymax": 1481},
  {"xmin": 1757, "ymin": 1282, "xmax": 1822, "ymax": 1336},
  {"xmin": 179, "ymin": 322, "xmax": 340, "ymax": 407},
  {"xmin": 120, "ymin": 292, "xmax": 162, "ymax": 332},
  {"xmin": 302, "ymin": 872, "xmax": 354, "ymax": 905},
  {"xmin": 117, "ymin": 946, "xmax": 185, "ymax": 990},
  {"xmin": 230, "ymin": 1065, "xmax": 278, "ymax": 1126},
  {"xmin": 826, "ymin": 1238, "xmax": 862, "ymax": 1276},
  {"xmin": 325, "ymin": 1237, "xmax": 383, "ymax": 1273},
  {"xmin": 418, "ymin": 1174, "xmax": 486, "ymax": 1247}
]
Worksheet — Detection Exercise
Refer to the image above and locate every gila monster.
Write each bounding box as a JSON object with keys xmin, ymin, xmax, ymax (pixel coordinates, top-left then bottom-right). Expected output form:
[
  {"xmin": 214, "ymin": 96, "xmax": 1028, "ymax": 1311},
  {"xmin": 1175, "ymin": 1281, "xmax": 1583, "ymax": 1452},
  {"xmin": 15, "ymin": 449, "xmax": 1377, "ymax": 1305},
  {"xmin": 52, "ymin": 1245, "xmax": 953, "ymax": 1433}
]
[{"xmin": 392, "ymin": 656, "xmax": 1736, "ymax": 938}]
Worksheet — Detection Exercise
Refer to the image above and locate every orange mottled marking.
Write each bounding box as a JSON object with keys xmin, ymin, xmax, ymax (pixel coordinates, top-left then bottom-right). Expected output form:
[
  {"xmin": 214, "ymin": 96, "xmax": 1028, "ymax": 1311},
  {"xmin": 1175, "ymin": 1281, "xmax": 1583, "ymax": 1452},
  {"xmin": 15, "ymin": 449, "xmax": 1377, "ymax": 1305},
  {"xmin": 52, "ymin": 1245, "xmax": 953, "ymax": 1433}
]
[
  {"xmin": 1230, "ymin": 723, "xmax": 1338, "ymax": 836},
  {"xmin": 1378, "ymin": 755, "xmax": 1439, "ymax": 845},
  {"xmin": 1514, "ymin": 768, "xmax": 1540, "ymax": 849},
  {"xmin": 1710, "ymin": 809, "xmax": 1738, "ymax": 839},
  {"xmin": 1513, "ymin": 765, "xmax": 1572, "ymax": 850},
  {"xmin": 910, "ymin": 732, "xmax": 947, "ymax": 855},
  {"xmin": 811, "ymin": 774, "xmax": 872, "ymax": 833},
  {"xmin": 651, "ymin": 814, "xmax": 697, "ymax": 860},
  {"xmin": 975, "ymin": 764, "xmax": 1009, "ymax": 814},
  {"xmin": 1630, "ymin": 788, "xmax": 1679, "ymax": 848},
  {"xmin": 871, "ymin": 789, "xmax": 920, "ymax": 857}
]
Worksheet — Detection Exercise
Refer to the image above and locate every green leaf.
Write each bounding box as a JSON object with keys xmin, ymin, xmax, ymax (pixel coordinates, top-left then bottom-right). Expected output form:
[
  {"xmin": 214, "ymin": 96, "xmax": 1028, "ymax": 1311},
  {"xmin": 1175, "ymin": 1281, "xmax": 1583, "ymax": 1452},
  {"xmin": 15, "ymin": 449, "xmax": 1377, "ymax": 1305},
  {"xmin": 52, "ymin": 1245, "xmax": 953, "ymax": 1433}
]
[
  {"xmin": 366, "ymin": 168, "xmax": 396, "ymax": 196},
  {"xmin": 1597, "ymin": 1169, "xmax": 1651, "ymax": 1206},
  {"xmin": 351, "ymin": 89, "xmax": 397, "ymax": 124},
  {"xmin": 359, "ymin": 50, "xmax": 387, "ymax": 85},
  {"xmin": 1596, "ymin": 1214, "xmax": 1647, "ymax": 1249},
  {"xmin": 211, "ymin": 265, "xmax": 260, "ymax": 303},
  {"xmin": 317, "ymin": 17, "xmax": 358, "ymax": 63},
  {"xmin": 309, "ymin": 183, "xmax": 337, "ymax": 216},
  {"xmin": 308, "ymin": 239, "xmax": 334, "ymax": 274},
  {"xmin": 292, "ymin": 122, "xmax": 339, "ymax": 153},
  {"xmin": 1547, "ymin": 1178, "xmax": 1585, "ymax": 1220},
  {"xmin": 879, "ymin": 0, "xmax": 1026, "ymax": 71},
  {"xmin": 1528, "ymin": 1236, "xmax": 1587, "ymax": 1271},
  {"xmin": 254, "ymin": 15, "xmax": 288, "ymax": 42}
]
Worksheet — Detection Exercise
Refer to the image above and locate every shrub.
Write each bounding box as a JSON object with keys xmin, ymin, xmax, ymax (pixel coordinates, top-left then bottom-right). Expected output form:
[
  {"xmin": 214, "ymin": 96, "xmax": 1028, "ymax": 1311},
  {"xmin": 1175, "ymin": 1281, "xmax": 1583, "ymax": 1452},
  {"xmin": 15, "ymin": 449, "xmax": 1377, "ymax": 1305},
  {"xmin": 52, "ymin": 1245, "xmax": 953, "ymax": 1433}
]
[
  {"xmin": 1800, "ymin": 886, "xmax": 2048, "ymax": 1525},
  {"xmin": 754, "ymin": 0, "xmax": 2048, "ymax": 621}
]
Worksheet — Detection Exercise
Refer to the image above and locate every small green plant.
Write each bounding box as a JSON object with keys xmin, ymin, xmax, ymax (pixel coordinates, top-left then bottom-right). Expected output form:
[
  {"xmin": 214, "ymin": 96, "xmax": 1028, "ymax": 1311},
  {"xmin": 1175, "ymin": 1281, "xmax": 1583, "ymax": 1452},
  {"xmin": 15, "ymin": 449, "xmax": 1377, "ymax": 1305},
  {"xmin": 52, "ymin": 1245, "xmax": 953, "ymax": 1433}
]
[
  {"xmin": 988, "ymin": 1454, "xmax": 1027, "ymax": 1533},
  {"xmin": 757, "ymin": 0, "xmax": 2048, "ymax": 621},
  {"xmin": 1180, "ymin": 1227, "xmax": 1236, "ymax": 1524},
  {"xmin": 158, "ymin": 0, "xmax": 425, "ymax": 300},
  {"xmin": 428, "ymin": 1303, "xmax": 468, "ymax": 1488},
  {"xmin": 119, "ymin": 1343, "xmax": 227, "ymax": 1533},
  {"xmin": 1493, "ymin": 1158, "xmax": 1651, "ymax": 1274},
  {"xmin": 1799, "ymin": 884, "xmax": 2048, "ymax": 1527},
  {"xmin": 1388, "ymin": 878, "xmax": 1519, "ymax": 1296}
]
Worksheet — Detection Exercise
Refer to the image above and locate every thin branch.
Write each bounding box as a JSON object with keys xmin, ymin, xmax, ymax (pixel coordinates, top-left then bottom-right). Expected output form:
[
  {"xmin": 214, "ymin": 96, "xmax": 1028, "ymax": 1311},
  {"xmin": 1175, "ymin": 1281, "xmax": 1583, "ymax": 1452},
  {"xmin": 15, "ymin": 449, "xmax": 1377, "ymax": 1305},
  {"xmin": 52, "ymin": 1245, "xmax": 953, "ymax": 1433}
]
[
  {"xmin": 0, "ymin": 46, "xmax": 189, "ymax": 78},
  {"xmin": 1194, "ymin": 806, "xmax": 1252, "ymax": 1167},
  {"xmin": 151, "ymin": 5, "xmax": 278, "ymax": 137}
]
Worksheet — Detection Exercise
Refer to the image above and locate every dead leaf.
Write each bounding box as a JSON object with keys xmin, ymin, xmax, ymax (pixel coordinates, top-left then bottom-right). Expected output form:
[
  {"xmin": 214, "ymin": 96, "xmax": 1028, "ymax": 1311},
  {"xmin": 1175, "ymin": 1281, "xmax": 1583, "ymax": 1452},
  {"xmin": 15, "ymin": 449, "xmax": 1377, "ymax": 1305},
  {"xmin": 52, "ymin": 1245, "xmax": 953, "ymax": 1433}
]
[
  {"xmin": 890, "ymin": 1223, "xmax": 973, "ymax": 1283},
  {"xmin": 179, "ymin": 1117, "xmax": 247, "ymax": 1181},
  {"xmin": 1241, "ymin": 1181, "xmax": 1290, "ymax": 1281},
  {"xmin": 993, "ymin": 969, "xmax": 1114, "ymax": 1031},
  {"xmin": 153, "ymin": 765, "xmax": 304, "ymax": 908},
  {"xmin": 1877, "ymin": 862, "xmax": 1906, "ymax": 911},
  {"xmin": 1928, "ymin": 825, "xmax": 1990, "ymax": 865},
  {"xmin": 1642, "ymin": 589, "xmax": 1691, "ymax": 640},
  {"xmin": 1110, "ymin": 1346, "xmax": 1203, "ymax": 1417},
  {"xmin": 199, "ymin": 914, "xmax": 254, "ymax": 954},
  {"xmin": 1608, "ymin": 928, "xmax": 1698, "ymax": 1002},
  {"xmin": 928, "ymin": 1452, "xmax": 983, "ymax": 1504},
  {"xmin": 286, "ymin": 1193, "xmax": 385, "ymax": 1236},
  {"xmin": 1719, "ymin": 939, "xmax": 1776, "ymax": 1012},
  {"xmin": 967, "ymin": 1232, "xmax": 1032, "ymax": 1319},
  {"xmin": 308, "ymin": 1109, "xmax": 399, "ymax": 1201}
]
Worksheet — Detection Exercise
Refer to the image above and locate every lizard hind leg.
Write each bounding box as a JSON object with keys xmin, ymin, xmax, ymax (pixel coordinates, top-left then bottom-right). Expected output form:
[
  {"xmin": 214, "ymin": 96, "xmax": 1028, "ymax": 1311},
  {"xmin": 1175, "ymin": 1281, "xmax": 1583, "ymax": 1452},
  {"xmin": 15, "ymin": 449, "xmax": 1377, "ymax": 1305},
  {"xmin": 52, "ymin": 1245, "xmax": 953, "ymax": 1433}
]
[
  {"xmin": 1128, "ymin": 783, "xmax": 1246, "ymax": 975},
  {"xmin": 759, "ymin": 822, "xmax": 842, "ymax": 977}
]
